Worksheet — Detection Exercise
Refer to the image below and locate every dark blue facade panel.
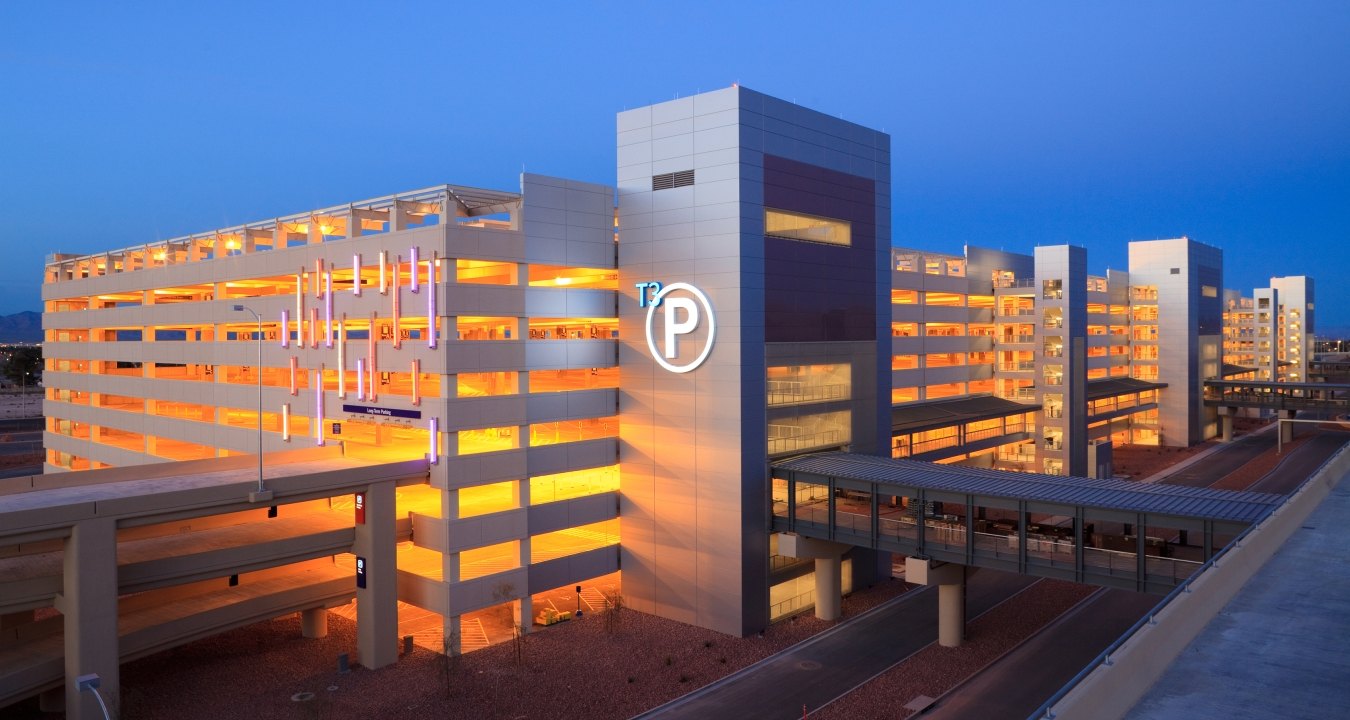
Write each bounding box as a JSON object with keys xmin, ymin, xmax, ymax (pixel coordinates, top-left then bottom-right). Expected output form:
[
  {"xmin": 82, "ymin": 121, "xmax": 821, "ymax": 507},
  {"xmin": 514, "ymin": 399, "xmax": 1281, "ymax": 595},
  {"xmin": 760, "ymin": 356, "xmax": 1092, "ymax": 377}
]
[{"xmin": 762, "ymin": 154, "xmax": 877, "ymax": 343}]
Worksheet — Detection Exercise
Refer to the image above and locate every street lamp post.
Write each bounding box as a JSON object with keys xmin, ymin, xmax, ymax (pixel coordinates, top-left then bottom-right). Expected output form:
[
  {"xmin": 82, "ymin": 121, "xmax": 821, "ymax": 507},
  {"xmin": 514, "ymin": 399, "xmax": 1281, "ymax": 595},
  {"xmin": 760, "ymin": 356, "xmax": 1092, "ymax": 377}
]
[{"xmin": 233, "ymin": 305, "xmax": 270, "ymax": 501}]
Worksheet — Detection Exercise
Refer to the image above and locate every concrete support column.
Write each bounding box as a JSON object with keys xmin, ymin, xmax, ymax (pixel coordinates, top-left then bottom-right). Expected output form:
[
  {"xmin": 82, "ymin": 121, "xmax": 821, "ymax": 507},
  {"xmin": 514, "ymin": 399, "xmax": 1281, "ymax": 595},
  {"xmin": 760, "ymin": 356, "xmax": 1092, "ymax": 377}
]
[
  {"xmin": 938, "ymin": 576, "xmax": 966, "ymax": 648},
  {"xmin": 301, "ymin": 607, "xmax": 328, "ymax": 638},
  {"xmin": 905, "ymin": 557, "xmax": 967, "ymax": 648},
  {"xmin": 774, "ymin": 533, "xmax": 849, "ymax": 621},
  {"xmin": 59, "ymin": 517, "xmax": 119, "ymax": 720},
  {"xmin": 514, "ymin": 479, "xmax": 532, "ymax": 633},
  {"xmin": 1279, "ymin": 410, "xmax": 1296, "ymax": 443},
  {"xmin": 813, "ymin": 554, "xmax": 843, "ymax": 621},
  {"xmin": 443, "ymin": 614, "xmax": 462, "ymax": 656},
  {"xmin": 353, "ymin": 480, "xmax": 398, "ymax": 669},
  {"xmin": 1220, "ymin": 412, "xmax": 1234, "ymax": 443}
]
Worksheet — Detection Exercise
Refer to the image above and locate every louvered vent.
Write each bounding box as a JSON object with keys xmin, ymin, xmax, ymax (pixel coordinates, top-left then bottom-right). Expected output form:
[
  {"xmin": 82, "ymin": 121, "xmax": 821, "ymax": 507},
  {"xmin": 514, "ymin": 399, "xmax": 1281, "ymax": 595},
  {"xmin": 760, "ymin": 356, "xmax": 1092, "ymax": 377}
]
[{"xmin": 652, "ymin": 169, "xmax": 695, "ymax": 190}]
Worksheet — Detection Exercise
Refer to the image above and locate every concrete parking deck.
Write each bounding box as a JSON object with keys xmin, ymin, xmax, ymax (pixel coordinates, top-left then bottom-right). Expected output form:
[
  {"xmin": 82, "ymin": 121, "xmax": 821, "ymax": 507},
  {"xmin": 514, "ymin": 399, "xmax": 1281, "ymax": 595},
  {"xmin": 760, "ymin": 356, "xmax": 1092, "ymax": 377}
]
[{"xmin": 1124, "ymin": 466, "xmax": 1350, "ymax": 720}]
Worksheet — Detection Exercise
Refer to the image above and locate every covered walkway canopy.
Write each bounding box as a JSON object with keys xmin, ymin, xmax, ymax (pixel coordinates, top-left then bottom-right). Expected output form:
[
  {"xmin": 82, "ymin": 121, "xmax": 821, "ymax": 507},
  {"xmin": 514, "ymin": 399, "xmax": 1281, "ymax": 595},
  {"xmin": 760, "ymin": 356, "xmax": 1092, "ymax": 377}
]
[
  {"xmin": 771, "ymin": 452, "xmax": 1283, "ymax": 593},
  {"xmin": 1204, "ymin": 379, "xmax": 1350, "ymax": 412}
]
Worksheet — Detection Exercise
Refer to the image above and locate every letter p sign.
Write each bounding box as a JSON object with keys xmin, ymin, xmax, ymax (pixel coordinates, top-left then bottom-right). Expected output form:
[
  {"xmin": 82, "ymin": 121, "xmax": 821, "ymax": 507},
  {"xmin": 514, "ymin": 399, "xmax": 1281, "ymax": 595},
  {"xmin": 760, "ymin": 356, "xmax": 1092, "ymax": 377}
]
[{"xmin": 644, "ymin": 282, "xmax": 716, "ymax": 373}]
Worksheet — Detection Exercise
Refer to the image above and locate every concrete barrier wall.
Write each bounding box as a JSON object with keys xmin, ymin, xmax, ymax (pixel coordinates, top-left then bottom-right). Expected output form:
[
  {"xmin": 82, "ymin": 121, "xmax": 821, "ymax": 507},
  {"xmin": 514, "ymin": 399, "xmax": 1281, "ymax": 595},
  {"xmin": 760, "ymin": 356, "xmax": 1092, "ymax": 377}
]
[{"xmin": 1047, "ymin": 444, "xmax": 1350, "ymax": 720}]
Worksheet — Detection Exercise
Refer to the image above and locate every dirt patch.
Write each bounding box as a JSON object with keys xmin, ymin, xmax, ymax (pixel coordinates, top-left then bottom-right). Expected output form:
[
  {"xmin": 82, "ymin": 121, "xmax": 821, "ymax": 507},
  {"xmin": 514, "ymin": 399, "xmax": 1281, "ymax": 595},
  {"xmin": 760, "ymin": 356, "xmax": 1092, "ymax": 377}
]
[
  {"xmin": 9, "ymin": 579, "xmax": 913, "ymax": 720},
  {"xmin": 1111, "ymin": 442, "xmax": 1218, "ymax": 480}
]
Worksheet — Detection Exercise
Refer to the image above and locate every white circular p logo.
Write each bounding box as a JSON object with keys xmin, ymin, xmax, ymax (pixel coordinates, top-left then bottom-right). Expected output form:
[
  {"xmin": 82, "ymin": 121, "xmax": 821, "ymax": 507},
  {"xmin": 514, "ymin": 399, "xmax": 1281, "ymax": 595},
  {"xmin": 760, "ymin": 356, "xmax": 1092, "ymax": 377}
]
[{"xmin": 644, "ymin": 282, "xmax": 716, "ymax": 374}]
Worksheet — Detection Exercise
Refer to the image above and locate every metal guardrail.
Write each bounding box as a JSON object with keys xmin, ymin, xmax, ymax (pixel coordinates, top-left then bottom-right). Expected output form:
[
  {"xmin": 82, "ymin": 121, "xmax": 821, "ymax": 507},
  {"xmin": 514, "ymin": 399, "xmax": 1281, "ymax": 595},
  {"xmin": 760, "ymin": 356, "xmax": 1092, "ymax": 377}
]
[{"xmin": 1027, "ymin": 444, "xmax": 1346, "ymax": 720}]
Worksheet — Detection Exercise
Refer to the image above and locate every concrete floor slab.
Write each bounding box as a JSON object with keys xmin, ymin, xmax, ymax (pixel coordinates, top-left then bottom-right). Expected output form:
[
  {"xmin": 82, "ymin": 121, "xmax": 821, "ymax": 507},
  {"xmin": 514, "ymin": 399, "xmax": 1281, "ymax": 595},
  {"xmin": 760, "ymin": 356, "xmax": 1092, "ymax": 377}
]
[{"xmin": 1126, "ymin": 478, "xmax": 1350, "ymax": 720}]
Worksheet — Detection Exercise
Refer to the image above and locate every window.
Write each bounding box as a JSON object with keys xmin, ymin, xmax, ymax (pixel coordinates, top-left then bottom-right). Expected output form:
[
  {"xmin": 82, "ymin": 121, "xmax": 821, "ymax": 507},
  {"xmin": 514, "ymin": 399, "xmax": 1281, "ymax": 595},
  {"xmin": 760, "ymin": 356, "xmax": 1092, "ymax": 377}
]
[
  {"xmin": 765, "ymin": 209, "xmax": 851, "ymax": 247},
  {"xmin": 1202, "ymin": 285, "xmax": 1218, "ymax": 298}
]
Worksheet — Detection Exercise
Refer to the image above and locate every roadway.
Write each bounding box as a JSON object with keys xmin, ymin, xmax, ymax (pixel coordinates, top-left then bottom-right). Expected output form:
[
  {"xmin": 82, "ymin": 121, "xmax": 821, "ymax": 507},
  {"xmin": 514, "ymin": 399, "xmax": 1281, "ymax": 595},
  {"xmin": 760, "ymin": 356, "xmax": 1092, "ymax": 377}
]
[{"xmin": 637, "ymin": 571, "xmax": 1039, "ymax": 719}]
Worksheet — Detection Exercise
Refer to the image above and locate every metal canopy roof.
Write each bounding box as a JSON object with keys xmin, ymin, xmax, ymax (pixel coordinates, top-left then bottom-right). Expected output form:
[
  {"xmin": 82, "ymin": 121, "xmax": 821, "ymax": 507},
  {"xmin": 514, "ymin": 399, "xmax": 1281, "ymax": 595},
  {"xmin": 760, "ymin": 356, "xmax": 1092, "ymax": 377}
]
[
  {"xmin": 772, "ymin": 452, "xmax": 1282, "ymax": 523},
  {"xmin": 1086, "ymin": 377, "xmax": 1168, "ymax": 400},
  {"xmin": 892, "ymin": 394, "xmax": 1037, "ymax": 434},
  {"xmin": 1222, "ymin": 363, "xmax": 1256, "ymax": 377}
]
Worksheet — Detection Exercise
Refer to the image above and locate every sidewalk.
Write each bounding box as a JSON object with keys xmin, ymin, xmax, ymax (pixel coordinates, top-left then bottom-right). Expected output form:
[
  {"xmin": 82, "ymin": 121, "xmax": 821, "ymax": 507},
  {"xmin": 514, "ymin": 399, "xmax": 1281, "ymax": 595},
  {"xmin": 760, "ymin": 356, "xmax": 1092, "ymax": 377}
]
[{"xmin": 1139, "ymin": 421, "xmax": 1276, "ymax": 484}]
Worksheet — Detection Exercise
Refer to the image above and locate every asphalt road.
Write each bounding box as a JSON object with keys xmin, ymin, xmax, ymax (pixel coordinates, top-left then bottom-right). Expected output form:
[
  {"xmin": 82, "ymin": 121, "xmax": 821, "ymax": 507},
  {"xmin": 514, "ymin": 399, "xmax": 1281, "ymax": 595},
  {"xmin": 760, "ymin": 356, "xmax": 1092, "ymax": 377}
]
[
  {"xmin": 922, "ymin": 588, "xmax": 1160, "ymax": 720},
  {"xmin": 638, "ymin": 571, "xmax": 1038, "ymax": 720},
  {"xmin": 1247, "ymin": 432, "xmax": 1348, "ymax": 494}
]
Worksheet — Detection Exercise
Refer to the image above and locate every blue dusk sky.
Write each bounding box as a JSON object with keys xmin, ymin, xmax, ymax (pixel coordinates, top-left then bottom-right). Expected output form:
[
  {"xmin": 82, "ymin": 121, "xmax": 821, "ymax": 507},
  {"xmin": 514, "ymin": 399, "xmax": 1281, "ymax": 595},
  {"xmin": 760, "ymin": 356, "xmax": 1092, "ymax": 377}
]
[{"xmin": 2, "ymin": 2, "xmax": 1348, "ymax": 333}]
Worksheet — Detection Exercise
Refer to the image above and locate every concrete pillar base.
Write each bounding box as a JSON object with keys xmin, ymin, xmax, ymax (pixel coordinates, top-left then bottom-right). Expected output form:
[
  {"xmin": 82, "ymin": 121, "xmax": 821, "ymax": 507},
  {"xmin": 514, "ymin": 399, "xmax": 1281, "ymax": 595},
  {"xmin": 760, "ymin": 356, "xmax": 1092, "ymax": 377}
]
[
  {"xmin": 814, "ymin": 555, "xmax": 843, "ymax": 621},
  {"xmin": 513, "ymin": 597, "xmax": 532, "ymax": 634},
  {"xmin": 442, "ymin": 615, "xmax": 462, "ymax": 656},
  {"xmin": 938, "ymin": 580, "xmax": 965, "ymax": 647},
  {"xmin": 904, "ymin": 557, "xmax": 967, "ymax": 647},
  {"xmin": 1220, "ymin": 413, "xmax": 1234, "ymax": 443},
  {"xmin": 301, "ymin": 607, "xmax": 328, "ymax": 638}
]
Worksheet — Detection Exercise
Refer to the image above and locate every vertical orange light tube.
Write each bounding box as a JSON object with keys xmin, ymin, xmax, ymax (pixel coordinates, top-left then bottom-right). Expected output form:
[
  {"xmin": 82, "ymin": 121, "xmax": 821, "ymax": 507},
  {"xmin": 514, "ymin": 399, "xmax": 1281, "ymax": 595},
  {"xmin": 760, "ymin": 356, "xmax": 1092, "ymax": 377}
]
[
  {"xmin": 337, "ymin": 315, "xmax": 346, "ymax": 399},
  {"xmin": 314, "ymin": 259, "xmax": 323, "ymax": 298},
  {"xmin": 411, "ymin": 359, "xmax": 420, "ymax": 406},
  {"xmin": 310, "ymin": 307, "xmax": 319, "ymax": 348},
  {"xmin": 281, "ymin": 403, "xmax": 291, "ymax": 441},
  {"xmin": 379, "ymin": 251, "xmax": 388, "ymax": 294},
  {"xmin": 368, "ymin": 311, "xmax": 378, "ymax": 402},
  {"xmin": 296, "ymin": 272, "xmax": 305, "ymax": 346},
  {"xmin": 289, "ymin": 356, "xmax": 298, "ymax": 396}
]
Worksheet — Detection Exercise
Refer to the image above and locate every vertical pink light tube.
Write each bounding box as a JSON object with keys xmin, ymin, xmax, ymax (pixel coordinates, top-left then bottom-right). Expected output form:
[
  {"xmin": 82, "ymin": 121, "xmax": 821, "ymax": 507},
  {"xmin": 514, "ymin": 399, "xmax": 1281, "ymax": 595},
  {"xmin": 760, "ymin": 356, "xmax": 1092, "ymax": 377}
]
[
  {"xmin": 426, "ymin": 253, "xmax": 437, "ymax": 348},
  {"xmin": 353, "ymin": 253, "xmax": 362, "ymax": 296},
  {"xmin": 325, "ymin": 271, "xmax": 334, "ymax": 348},
  {"xmin": 411, "ymin": 359, "xmax": 420, "ymax": 406},
  {"xmin": 289, "ymin": 356, "xmax": 298, "ymax": 396},
  {"xmin": 280, "ymin": 309, "xmax": 289, "ymax": 348},
  {"xmin": 357, "ymin": 358, "xmax": 365, "ymax": 400},
  {"xmin": 428, "ymin": 416, "xmax": 438, "ymax": 464},
  {"xmin": 281, "ymin": 403, "xmax": 291, "ymax": 441},
  {"xmin": 310, "ymin": 307, "xmax": 319, "ymax": 348},
  {"xmin": 392, "ymin": 255, "xmax": 401, "ymax": 349},
  {"xmin": 410, "ymin": 246, "xmax": 419, "ymax": 293},
  {"xmin": 337, "ymin": 316, "xmax": 346, "ymax": 398},
  {"xmin": 315, "ymin": 368, "xmax": 325, "ymax": 446}
]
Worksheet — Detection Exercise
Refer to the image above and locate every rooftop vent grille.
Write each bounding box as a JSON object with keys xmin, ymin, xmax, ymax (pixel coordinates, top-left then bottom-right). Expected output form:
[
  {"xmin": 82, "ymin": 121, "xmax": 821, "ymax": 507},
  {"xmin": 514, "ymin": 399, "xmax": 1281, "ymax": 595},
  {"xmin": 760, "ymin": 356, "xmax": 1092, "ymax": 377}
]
[{"xmin": 652, "ymin": 170, "xmax": 695, "ymax": 191}]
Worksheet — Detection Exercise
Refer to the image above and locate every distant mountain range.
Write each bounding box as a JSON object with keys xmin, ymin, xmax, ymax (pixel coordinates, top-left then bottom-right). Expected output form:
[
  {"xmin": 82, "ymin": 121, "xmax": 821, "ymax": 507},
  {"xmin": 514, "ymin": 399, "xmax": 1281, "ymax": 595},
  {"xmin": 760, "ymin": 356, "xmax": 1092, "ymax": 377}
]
[{"xmin": 0, "ymin": 312, "xmax": 42, "ymax": 343}]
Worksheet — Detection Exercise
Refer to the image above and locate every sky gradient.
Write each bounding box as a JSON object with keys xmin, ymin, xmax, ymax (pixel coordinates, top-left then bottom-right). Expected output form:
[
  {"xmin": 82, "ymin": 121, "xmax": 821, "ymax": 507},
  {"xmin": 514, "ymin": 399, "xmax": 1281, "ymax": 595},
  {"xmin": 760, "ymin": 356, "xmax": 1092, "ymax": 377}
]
[{"xmin": 3, "ymin": 2, "xmax": 1348, "ymax": 332}]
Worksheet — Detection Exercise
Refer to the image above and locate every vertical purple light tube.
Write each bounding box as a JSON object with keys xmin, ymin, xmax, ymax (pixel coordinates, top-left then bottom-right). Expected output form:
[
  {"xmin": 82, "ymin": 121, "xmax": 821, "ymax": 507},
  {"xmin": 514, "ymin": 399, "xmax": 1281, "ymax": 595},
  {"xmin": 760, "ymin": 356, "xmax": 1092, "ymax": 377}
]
[
  {"xmin": 280, "ymin": 309, "xmax": 289, "ymax": 348},
  {"xmin": 357, "ymin": 358, "xmax": 365, "ymax": 400},
  {"xmin": 353, "ymin": 253, "xmax": 362, "ymax": 296}
]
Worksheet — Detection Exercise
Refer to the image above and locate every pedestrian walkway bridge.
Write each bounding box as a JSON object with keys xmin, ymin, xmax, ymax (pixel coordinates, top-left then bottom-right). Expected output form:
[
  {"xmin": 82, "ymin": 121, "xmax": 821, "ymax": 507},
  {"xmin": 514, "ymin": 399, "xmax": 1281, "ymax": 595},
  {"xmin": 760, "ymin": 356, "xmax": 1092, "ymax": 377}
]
[
  {"xmin": 1203, "ymin": 379, "xmax": 1350, "ymax": 413},
  {"xmin": 771, "ymin": 452, "xmax": 1283, "ymax": 594}
]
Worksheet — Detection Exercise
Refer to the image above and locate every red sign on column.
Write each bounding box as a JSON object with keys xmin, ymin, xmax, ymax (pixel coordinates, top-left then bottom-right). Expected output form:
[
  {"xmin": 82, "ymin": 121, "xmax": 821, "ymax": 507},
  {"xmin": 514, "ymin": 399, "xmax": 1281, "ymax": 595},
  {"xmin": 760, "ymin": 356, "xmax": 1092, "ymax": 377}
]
[{"xmin": 355, "ymin": 492, "xmax": 365, "ymax": 525}]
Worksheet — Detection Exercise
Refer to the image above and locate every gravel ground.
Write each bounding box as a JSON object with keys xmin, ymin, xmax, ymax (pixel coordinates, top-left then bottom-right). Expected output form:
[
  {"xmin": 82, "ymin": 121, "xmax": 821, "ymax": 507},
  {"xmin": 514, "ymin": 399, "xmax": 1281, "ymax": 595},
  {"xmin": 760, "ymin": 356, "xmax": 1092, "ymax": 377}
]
[
  {"xmin": 1111, "ymin": 442, "xmax": 1219, "ymax": 480},
  {"xmin": 812, "ymin": 580, "xmax": 1096, "ymax": 720},
  {"xmin": 10, "ymin": 578, "xmax": 912, "ymax": 720}
]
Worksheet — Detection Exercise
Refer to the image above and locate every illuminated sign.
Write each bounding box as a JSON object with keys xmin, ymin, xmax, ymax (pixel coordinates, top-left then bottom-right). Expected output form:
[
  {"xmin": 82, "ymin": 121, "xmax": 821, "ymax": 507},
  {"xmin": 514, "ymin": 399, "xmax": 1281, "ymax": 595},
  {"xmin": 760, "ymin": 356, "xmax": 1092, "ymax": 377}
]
[
  {"xmin": 354, "ymin": 492, "xmax": 365, "ymax": 525},
  {"xmin": 637, "ymin": 281, "xmax": 716, "ymax": 374},
  {"xmin": 355, "ymin": 556, "xmax": 367, "ymax": 588},
  {"xmin": 342, "ymin": 404, "xmax": 422, "ymax": 420}
]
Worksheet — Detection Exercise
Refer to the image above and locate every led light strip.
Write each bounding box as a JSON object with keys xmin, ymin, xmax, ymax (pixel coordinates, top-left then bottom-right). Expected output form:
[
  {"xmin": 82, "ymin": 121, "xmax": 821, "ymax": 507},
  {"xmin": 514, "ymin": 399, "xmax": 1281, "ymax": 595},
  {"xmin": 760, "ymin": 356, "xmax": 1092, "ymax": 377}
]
[
  {"xmin": 325, "ymin": 271, "xmax": 334, "ymax": 348},
  {"xmin": 357, "ymin": 358, "xmax": 365, "ymax": 400},
  {"xmin": 314, "ymin": 368, "xmax": 325, "ymax": 446},
  {"xmin": 411, "ymin": 359, "xmax": 420, "ymax": 406},
  {"xmin": 379, "ymin": 251, "xmax": 388, "ymax": 294},
  {"xmin": 392, "ymin": 254, "xmax": 401, "ymax": 348},
  {"xmin": 353, "ymin": 253, "xmax": 362, "ymax": 296},
  {"xmin": 280, "ymin": 309, "xmax": 289, "ymax": 348},
  {"xmin": 368, "ymin": 311, "xmax": 378, "ymax": 402},
  {"xmin": 309, "ymin": 307, "xmax": 319, "ymax": 348},
  {"xmin": 428, "ymin": 416, "xmax": 438, "ymax": 464},
  {"xmin": 282, "ymin": 403, "xmax": 291, "ymax": 441},
  {"xmin": 295, "ymin": 272, "xmax": 305, "ymax": 345},
  {"xmin": 289, "ymin": 356, "xmax": 298, "ymax": 396},
  {"xmin": 337, "ymin": 315, "xmax": 346, "ymax": 398},
  {"xmin": 410, "ymin": 246, "xmax": 420, "ymax": 293}
]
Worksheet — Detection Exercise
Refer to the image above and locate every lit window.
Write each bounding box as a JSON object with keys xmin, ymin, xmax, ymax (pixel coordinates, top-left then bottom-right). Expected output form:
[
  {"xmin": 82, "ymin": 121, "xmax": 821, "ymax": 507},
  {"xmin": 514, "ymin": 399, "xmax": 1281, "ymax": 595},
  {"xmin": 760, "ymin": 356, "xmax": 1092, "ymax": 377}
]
[{"xmin": 765, "ymin": 209, "xmax": 851, "ymax": 247}]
